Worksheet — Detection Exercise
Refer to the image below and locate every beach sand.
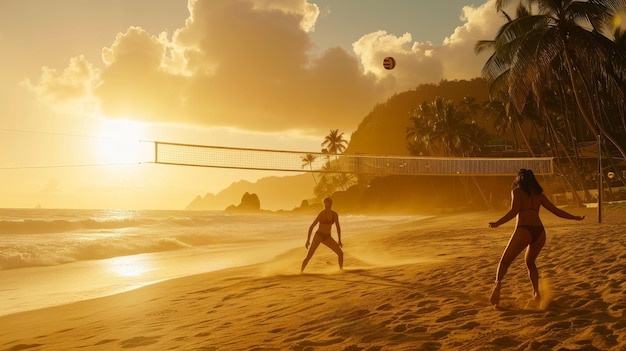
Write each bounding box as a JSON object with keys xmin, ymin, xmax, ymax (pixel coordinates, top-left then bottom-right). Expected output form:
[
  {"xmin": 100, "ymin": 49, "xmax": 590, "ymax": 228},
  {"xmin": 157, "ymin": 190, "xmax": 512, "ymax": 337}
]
[{"xmin": 1, "ymin": 207, "xmax": 625, "ymax": 351}]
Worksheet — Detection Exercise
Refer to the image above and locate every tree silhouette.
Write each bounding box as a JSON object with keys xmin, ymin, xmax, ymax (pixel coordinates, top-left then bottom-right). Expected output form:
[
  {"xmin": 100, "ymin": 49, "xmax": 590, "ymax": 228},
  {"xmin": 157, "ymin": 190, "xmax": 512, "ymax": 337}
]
[
  {"xmin": 406, "ymin": 97, "xmax": 487, "ymax": 157},
  {"xmin": 475, "ymin": 0, "xmax": 626, "ymax": 201},
  {"xmin": 301, "ymin": 153, "xmax": 318, "ymax": 185},
  {"xmin": 321, "ymin": 129, "xmax": 348, "ymax": 154}
]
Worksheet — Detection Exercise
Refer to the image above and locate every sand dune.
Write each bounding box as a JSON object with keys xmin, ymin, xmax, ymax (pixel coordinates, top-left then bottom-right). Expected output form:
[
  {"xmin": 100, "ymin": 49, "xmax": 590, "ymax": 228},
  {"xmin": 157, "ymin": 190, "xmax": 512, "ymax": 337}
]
[{"xmin": 1, "ymin": 207, "xmax": 625, "ymax": 350}]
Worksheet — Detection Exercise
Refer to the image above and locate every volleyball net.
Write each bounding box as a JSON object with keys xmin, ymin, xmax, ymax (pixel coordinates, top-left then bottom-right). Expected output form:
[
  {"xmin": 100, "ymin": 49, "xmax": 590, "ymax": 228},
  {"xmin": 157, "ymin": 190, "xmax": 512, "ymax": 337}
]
[{"xmin": 153, "ymin": 141, "xmax": 554, "ymax": 176}]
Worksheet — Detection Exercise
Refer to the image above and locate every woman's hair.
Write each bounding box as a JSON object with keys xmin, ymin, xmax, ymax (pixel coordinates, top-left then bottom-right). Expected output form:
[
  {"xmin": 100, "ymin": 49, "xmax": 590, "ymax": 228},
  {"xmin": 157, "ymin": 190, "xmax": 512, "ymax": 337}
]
[{"xmin": 513, "ymin": 169, "xmax": 543, "ymax": 195}]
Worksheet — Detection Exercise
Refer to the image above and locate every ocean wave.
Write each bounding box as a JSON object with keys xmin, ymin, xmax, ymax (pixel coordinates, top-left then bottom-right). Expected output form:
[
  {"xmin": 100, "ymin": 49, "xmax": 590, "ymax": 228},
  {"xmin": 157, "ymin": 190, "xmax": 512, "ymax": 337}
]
[
  {"xmin": 0, "ymin": 215, "xmax": 223, "ymax": 234},
  {"xmin": 0, "ymin": 209, "xmax": 420, "ymax": 270},
  {"xmin": 0, "ymin": 218, "xmax": 145, "ymax": 234},
  {"xmin": 0, "ymin": 236, "xmax": 192, "ymax": 270}
]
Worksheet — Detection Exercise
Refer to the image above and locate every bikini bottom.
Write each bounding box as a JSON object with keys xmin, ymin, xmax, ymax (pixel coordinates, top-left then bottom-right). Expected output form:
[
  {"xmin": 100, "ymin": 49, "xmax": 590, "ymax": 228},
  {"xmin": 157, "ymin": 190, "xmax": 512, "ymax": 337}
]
[
  {"xmin": 315, "ymin": 231, "xmax": 331, "ymax": 240},
  {"xmin": 517, "ymin": 225, "xmax": 545, "ymax": 243}
]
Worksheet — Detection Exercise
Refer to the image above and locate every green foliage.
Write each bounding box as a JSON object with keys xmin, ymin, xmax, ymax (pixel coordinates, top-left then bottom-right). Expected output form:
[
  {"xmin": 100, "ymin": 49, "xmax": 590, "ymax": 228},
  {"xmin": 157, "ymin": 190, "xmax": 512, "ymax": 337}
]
[
  {"xmin": 406, "ymin": 97, "xmax": 489, "ymax": 157},
  {"xmin": 346, "ymin": 79, "xmax": 492, "ymax": 156},
  {"xmin": 475, "ymin": 0, "xmax": 626, "ymax": 202},
  {"xmin": 314, "ymin": 130, "xmax": 355, "ymax": 199},
  {"xmin": 322, "ymin": 129, "xmax": 348, "ymax": 154}
]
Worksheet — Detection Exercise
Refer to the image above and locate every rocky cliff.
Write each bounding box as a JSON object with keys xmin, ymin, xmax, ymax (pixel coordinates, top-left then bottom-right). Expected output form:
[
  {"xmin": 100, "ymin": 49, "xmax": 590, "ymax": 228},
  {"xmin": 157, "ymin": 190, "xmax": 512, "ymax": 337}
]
[{"xmin": 186, "ymin": 173, "xmax": 316, "ymax": 211}]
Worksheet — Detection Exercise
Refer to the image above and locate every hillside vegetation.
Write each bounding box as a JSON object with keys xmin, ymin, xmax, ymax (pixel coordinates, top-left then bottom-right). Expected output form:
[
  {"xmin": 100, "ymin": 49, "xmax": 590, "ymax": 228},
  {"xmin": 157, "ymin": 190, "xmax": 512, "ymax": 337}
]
[
  {"xmin": 186, "ymin": 79, "xmax": 500, "ymax": 212},
  {"xmin": 346, "ymin": 78, "xmax": 491, "ymax": 156}
]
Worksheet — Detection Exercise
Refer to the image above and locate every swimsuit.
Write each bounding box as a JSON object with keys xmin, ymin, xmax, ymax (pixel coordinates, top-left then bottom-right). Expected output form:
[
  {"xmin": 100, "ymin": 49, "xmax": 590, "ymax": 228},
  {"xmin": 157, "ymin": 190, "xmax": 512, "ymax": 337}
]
[
  {"xmin": 518, "ymin": 195, "xmax": 544, "ymax": 243},
  {"xmin": 315, "ymin": 231, "xmax": 332, "ymax": 239},
  {"xmin": 517, "ymin": 225, "xmax": 545, "ymax": 243},
  {"xmin": 315, "ymin": 212, "xmax": 335, "ymax": 238},
  {"xmin": 519, "ymin": 194, "xmax": 540, "ymax": 213},
  {"xmin": 319, "ymin": 211, "xmax": 335, "ymax": 225}
]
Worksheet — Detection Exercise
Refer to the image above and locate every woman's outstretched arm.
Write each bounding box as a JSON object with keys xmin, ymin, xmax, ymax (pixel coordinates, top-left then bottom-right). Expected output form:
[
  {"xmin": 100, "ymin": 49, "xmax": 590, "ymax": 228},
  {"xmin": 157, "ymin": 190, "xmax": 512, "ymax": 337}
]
[
  {"xmin": 489, "ymin": 189, "xmax": 521, "ymax": 227},
  {"xmin": 540, "ymin": 194, "xmax": 585, "ymax": 220}
]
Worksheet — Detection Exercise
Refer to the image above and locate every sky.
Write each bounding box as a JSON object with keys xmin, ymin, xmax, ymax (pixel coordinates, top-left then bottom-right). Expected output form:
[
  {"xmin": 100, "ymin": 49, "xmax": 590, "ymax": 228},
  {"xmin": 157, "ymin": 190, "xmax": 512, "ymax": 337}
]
[{"xmin": 0, "ymin": 0, "xmax": 509, "ymax": 210}]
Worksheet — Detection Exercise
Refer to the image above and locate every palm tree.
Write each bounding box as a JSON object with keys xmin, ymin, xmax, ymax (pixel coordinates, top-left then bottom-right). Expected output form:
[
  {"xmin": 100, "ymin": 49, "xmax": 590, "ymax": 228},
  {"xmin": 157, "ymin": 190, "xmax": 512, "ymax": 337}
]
[
  {"xmin": 432, "ymin": 97, "xmax": 485, "ymax": 157},
  {"xmin": 406, "ymin": 97, "xmax": 495, "ymax": 207},
  {"xmin": 464, "ymin": 122, "xmax": 490, "ymax": 157},
  {"xmin": 460, "ymin": 95, "xmax": 482, "ymax": 118},
  {"xmin": 313, "ymin": 162, "xmax": 344, "ymax": 199},
  {"xmin": 476, "ymin": 0, "xmax": 626, "ymax": 203},
  {"xmin": 477, "ymin": 0, "xmax": 626, "ymax": 160},
  {"xmin": 406, "ymin": 102, "xmax": 435, "ymax": 156},
  {"xmin": 321, "ymin": 129, "xmax": 348, "ymax": 154},
  {"xmin": 482, "ymin": 95, "xmax": 521, "ymax": 150},
  {"xmin": 407, "ymin": 98, "xmax": 489, "ymax": 157},
  {"xmin": 301, "ymin": 153, "xmax": 318, "ymax": 185}
]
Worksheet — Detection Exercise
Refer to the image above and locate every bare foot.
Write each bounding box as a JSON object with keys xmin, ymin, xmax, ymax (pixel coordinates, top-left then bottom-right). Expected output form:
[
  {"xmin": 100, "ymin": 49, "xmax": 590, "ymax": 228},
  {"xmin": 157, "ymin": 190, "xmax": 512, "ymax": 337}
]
[
  {"xmin": 533, "ymin": 290, "xmax": 541, "ymax": 302},
  {"xmin": 489, "ymin": 282, "xmax": 501, "ymax": 305}
]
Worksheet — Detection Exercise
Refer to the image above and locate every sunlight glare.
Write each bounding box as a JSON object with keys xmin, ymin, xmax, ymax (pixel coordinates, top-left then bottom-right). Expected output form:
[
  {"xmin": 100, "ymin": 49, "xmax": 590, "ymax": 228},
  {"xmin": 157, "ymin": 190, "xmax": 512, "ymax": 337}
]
[
  {"xmin": 96, "ymin": 119, "xmax": 151, "ymax": 164},
  {"xmin": 108, "ymin": 255, "xmax": 151, "ymax": 278}
]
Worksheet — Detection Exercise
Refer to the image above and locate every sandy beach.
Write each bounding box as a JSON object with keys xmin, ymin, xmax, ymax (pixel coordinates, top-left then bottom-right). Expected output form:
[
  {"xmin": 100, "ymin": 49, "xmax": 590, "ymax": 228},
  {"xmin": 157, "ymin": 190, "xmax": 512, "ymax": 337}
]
[{"xmin": 1, "ymin": 207, "xmax": 625, "ymax": 351}]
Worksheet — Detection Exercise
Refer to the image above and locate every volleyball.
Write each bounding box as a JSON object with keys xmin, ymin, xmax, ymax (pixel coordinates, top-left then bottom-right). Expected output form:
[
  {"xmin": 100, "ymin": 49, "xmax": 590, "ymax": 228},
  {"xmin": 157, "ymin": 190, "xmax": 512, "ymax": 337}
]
[
  {"xmin": 608, "ymin": 171, "xmax": 615, "ymax": 179},
  {"xmin": 383, "ymin": 56, "xmax": 396, "ymax": 70}
]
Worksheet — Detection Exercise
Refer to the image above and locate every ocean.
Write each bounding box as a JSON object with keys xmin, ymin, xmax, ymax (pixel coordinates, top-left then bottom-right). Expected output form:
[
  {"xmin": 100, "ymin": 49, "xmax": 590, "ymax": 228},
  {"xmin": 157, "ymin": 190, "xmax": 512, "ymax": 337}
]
[{"xmin": 0, "ymin": 208, "xmax": 420, "ymax": 316}]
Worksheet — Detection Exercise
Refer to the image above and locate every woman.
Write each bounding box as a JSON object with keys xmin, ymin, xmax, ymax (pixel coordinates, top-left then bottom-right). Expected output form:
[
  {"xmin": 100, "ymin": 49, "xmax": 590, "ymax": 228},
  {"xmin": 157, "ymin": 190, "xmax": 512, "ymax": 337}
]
[
  {"xmin": 301, "ymin": 197, "xmax": 343, "ymax": 273},
  {"xmin": 489, "ymin": 169, "xmax": 584, "ymax": 305}
]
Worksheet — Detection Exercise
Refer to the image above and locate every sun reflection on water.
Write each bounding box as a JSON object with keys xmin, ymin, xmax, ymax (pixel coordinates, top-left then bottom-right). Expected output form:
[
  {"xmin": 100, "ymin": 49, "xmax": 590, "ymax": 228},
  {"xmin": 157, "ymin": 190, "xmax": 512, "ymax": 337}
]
[{"xmin": 107, "ymin": 255, "xmax": 151, "ymax": 277}]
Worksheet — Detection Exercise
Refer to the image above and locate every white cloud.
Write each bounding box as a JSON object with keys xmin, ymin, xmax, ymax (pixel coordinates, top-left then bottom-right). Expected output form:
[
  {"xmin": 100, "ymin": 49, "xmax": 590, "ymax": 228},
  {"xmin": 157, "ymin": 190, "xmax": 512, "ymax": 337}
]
[
  {"xmin": 440, "ymin": 2, "xmax": 505, "ymax": 79},
  {"xmin": 24, "ymin": 0, "xmax": 505, "ymax": 134},
  {"xmin": 352, "ymin": 31, "xmax": 443, "ymax": 92},
  {"xmin": 21, "ymin": 55, "xmax": 100, "ymax": 115},
  {"xmin": 251, "ymin": 0, "xmax": 320, "ymax": 32},
  {"xmin": 352, "ymin": 0, "xmax": 503, "ymax": 92}
]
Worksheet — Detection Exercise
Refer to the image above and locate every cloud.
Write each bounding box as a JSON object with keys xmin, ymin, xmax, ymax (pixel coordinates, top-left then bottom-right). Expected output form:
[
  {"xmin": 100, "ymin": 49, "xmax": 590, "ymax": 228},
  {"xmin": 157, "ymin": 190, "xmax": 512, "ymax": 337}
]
[
  {"xmin": 165, "ymin": 0, "xmax": 384, "ymax": 132},
  {"xmin": 251, "ymin": 0, "xmax": 320, "ymax": 32},
  {"xmin": 21, "ymin": 55, "xmax": 100, "ymax": 115},
  {"xmin": 25, "ymin": 0, "xmax": 505, "ymax": 134},
  {"xmin": 440, "ymin": 2, "xmax": 505, "ymax": 79},
  {"xmin": 352, "ymin": 31, "xmax": 444, "ymax": 91},
  {"xmin": 96, "ymin": 27, "xmax": 187, "ymax": 122},
  {"xmin": 352, "ymin": 0, "xmax": 503, "ymax": 92}
]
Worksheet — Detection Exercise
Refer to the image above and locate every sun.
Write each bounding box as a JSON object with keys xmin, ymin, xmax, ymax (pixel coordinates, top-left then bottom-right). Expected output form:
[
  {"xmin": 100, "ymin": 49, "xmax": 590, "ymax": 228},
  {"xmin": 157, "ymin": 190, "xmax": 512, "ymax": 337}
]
[{"xmin": 95, "ymin": 119, "xmax": 152, "ymax": 164}]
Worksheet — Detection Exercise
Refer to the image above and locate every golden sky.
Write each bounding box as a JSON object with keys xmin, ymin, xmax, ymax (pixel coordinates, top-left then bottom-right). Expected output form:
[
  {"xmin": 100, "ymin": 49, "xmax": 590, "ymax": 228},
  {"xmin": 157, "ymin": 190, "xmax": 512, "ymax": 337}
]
[{"xmin": 0, "ymin": 0, "xmax": 506, "ymax": 210}]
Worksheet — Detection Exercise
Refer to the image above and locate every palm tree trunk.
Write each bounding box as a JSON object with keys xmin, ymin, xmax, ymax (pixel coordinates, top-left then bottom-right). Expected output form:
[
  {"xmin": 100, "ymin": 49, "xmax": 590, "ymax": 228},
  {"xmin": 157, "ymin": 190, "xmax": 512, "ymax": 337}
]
[
  {"xmin": 309, "ymin": 165, "xmax": 317, "ymax": 186},
  {"xmin": 562, "ymin": 48, "xmax": 626, "ymax": 201},
  {"xmin": 515, "ymin": 120, "xmax": 536, "ymax": 156},
  {"xmin": 542, "ymin": 105, "xmax": 588, "ymax": 205}
]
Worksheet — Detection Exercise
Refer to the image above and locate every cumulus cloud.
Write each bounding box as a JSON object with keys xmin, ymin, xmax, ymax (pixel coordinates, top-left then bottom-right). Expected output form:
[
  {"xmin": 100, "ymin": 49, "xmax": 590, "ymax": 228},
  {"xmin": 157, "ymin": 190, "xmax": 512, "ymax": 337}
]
[
  {"xmin": 352, "ymin": 31, "xmax": 443, "ymax": 91},
  {"xmin": 352, "ymin": 0, "xmax": 502, "ymax": 93},
  {"xmin": 251, "ymin": 0, "xmax": 320, "ymax": 32},
  {"xmin": 97, "ymin": 27, "xmax": 187, "ymax": 122},
  {"xmin": 21, "ymin": 55, "xmax": 100, "ymax": 115},
  {"xmin": 440, "ymin": 3, "xmax": 506, "ymax": 79},
  {"xmin": 24, "ymin": 0, "xmax": 505, "ymax": 134}
]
